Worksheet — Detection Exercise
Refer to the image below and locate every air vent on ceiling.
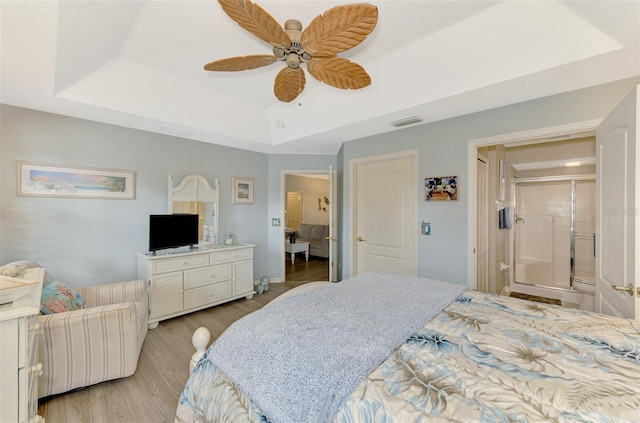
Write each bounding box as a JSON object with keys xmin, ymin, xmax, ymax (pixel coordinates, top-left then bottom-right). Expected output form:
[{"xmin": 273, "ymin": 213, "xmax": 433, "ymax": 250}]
[{"xmin": 390, "ymin": 115, "xmax": 423, "ymax": 127}]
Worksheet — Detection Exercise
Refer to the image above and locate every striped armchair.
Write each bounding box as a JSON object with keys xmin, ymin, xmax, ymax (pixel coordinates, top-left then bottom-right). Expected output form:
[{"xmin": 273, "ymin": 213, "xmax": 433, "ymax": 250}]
[{"xmin": 37, "ymin": 278, "xmax": 148, "ymax": 398}]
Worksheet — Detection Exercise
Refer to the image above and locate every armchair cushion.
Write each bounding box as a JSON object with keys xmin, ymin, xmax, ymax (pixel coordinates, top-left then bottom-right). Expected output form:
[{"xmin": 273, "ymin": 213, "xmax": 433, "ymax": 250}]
[{"xmin": 40, "ymin": 279, "xmax": 85, "ymax": 314}]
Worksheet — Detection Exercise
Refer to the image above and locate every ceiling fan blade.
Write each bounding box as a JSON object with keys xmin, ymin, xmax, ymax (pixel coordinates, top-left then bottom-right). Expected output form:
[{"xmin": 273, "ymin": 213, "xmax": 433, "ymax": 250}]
[
  {"xmin": 274, "ymin": 67, "xmax": 306, "ymax": 102},
  {"xmin": 204, "ymin": 55, "xmax": 278, "ymax": 71},
  {"xmin": 301, "ymin": 4, "xmax": 378, "ymax": 56},
  {"xmin": 307, "ymin": 57, "xmax": 371, "ymax": 90},
  {"xmin": 218, "ymin": 0, "xmax": 291, "ymax": 48}
]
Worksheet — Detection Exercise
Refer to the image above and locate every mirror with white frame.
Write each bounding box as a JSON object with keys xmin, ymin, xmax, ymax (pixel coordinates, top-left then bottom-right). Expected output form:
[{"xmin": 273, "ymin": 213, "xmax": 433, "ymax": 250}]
[{"xmin": 168, "ymin": 174, "xmax": 219, "ymax": 244}]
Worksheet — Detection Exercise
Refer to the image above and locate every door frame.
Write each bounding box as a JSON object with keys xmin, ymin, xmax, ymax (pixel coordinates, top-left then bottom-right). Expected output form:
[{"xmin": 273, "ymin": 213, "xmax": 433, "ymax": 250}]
[
  {"xmin": 466, "ymin": 119, "xmax": 602, "ymax": 290},
  {"xmin": 348, "ymin": 149, "xmax": 419, "ymax": 277},
  {"xmin": 476, "ymin": 153, "xmax": 489, "ymax": 292},
  {"xmin": 281, "ymin": 169, "xmax": 333, "ymax": 282}
]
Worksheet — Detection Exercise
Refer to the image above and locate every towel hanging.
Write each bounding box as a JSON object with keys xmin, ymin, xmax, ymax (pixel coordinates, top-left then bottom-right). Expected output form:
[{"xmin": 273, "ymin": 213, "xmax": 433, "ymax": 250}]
[
  {"xmin": 498, "ymin": 207, "xmax": 512, "ymax": 230},
  {"xmin": 503, "ymin": 206, "xmax": 512, "ymax": 229}
]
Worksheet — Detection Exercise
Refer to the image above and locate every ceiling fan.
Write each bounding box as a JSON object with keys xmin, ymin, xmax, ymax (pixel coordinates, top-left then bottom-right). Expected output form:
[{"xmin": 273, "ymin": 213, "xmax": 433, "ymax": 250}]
[{"xmin": 204, "ymin": 0, "xmax": 378, "ymax": 102}]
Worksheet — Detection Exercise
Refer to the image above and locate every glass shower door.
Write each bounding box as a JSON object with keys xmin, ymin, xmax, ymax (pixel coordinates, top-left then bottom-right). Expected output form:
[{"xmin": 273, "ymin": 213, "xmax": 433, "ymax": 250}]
[{"xmin": 514, "ymin": 180, "xmax": 571, "ymax": 289}]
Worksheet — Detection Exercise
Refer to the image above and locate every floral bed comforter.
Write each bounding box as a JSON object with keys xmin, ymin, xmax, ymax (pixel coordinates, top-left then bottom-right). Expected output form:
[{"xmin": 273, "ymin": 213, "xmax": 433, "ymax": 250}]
[{"xmin": 176, "ymin": 290, "xmax": 640, "ymax": 423}]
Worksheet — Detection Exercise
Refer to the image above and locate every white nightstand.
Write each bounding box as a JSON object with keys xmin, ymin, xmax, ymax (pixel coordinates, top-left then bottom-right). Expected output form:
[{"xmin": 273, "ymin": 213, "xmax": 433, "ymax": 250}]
[{"xmin": 0, "ymin": 268, "xmax": 45, "ymax": 423}]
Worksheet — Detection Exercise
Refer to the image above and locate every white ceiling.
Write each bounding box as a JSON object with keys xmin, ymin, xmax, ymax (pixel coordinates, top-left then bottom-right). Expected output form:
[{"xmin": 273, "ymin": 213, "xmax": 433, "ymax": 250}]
[{"xmin": 2, "ymin": 1, "xmax": 638, "ymax": 155}]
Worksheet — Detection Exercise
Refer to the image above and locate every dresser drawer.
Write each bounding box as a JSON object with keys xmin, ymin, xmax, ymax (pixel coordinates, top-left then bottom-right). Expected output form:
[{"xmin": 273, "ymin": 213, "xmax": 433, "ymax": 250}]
[
  {"xmin": 183, "ymin": 281, "xmax": 233, "ymax": 310},
  {"xmin": 210, "ymin": 248, "xmax": 253, "ymax": 264},
  {"xmin": 184, "ymin": 264, "xmax": 231, "ymax": 290},
  {"xmin": 151, "ymin": 254, "xmax": 209, "ymax": 274}
]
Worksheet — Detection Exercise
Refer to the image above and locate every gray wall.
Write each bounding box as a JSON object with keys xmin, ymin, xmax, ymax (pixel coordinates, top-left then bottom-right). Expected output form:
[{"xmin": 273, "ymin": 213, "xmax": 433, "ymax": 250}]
[
  {"xmin": 0, "ymin": 105, "xmax": 271, "ymax": 286},
  {"xmin": 339, "ymin": 77, "xmax": 640, "ymax": 285},
  {"xmin": 3, "ymin": 77, "xmax": 638, "ymax": 288}
]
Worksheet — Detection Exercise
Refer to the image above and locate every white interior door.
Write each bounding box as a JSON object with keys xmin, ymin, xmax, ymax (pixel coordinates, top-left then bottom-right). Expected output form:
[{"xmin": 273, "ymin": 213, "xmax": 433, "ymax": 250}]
[
  {"xmin": 595, "ymin": 85, "xmax": 639, "ymax": 319},
  {"xmin": 353, "ymin": 152, "xmax": 417, "ymax": 276},
  {"xmin": 328, "ymin": 165, "xmax": 337, "ymax": 282},
  {"xmin": 476, "ymin": 155, "xmax": 488, "ymax": 292}
]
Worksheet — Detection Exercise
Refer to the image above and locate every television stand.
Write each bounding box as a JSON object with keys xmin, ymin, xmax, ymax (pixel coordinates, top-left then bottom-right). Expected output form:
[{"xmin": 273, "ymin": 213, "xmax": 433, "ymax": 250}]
[{"xmin": 137, "ymin": 244, "xmax": 256, "ymax": 329}]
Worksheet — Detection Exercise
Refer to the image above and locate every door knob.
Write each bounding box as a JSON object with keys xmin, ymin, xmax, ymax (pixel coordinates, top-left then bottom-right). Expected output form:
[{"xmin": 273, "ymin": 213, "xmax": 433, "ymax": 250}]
[
  {"xmin": 610, "ymin": 283, "xmax": 634, "ymax": 296},
  {"xmin": 357, "ymin": 236, "xmax": 366, "ymax": 242}
]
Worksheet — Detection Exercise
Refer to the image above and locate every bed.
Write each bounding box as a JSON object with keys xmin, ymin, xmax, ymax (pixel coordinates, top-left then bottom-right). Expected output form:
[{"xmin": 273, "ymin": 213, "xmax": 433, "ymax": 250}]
[{"xmin": 175, "ymin": 272, "xmax": 640, "ymax": 423}]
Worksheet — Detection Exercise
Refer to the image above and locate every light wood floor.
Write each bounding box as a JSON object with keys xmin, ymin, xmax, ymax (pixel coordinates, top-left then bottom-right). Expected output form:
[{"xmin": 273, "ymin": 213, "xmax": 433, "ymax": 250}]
[{"xmin": 38, "ymin": 280, "xmax": 311, "ymax": 423}]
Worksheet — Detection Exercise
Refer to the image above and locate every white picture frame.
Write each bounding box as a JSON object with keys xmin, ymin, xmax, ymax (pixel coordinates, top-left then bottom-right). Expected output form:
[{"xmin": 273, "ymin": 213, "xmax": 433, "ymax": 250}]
[{"xmin": 17, "ymin": 161, "xmax": 135, "ymax": 199}]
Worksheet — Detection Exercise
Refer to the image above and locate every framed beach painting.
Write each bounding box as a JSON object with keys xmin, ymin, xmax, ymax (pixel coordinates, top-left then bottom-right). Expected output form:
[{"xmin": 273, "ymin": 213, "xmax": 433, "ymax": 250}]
[
  {"xmin": 232, "ymin": 176, "xmax": 254, "ymax": 205},
  {"xmin": 17, "ymin": 161, "xmax": 135, "ymax": 199}
]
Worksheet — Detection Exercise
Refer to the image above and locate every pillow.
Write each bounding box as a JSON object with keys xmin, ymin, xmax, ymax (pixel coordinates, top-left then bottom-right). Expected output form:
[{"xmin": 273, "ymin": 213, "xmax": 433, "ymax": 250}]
[{"xmin": 40, "ymin": 280, "xmax": 85, "ymax": 314}]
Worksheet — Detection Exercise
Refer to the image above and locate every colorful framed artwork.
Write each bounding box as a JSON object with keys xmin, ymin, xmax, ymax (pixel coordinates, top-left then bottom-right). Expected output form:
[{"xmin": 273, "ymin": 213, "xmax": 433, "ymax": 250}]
[
  {"xmin": 17, "ymin": 161, "xmax": 135, "ymax": 199},
  {"xmin": 425, "ymin": 176, "xmax": 458, "ymax": 201},
  {"xmin": 232, "ymin": 176, "xmax": 254, "ymax": 205}
]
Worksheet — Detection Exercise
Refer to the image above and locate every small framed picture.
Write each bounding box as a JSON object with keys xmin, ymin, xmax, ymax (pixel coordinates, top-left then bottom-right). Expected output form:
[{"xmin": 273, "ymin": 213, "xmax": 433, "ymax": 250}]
[
  {"xmin": 232, "ymin": 177, "xmax": 254, "ymax": 205},
  {"xmin": 425, "ymin": 176, "xmax": 458, "ymax": 201}
]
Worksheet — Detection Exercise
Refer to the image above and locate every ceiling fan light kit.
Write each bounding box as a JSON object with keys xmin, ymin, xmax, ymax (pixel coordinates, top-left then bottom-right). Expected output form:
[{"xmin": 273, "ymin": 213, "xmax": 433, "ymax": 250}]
[{"xmin": 204, "ymin": 0, "xmax": 378, "ymax": 102}]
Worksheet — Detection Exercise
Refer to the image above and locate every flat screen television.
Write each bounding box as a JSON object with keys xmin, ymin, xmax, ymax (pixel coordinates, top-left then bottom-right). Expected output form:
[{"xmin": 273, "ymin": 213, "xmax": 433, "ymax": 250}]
[{"xmin": 149, "ymin": 214, "xmax": 199, "ymax": 253}]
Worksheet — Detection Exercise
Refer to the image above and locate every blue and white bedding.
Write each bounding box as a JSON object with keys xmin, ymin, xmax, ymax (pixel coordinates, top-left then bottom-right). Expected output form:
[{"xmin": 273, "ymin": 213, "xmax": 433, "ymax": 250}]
[{"xmin": 175, "ymin": 274, "xmax": 640, "ymax": 423}]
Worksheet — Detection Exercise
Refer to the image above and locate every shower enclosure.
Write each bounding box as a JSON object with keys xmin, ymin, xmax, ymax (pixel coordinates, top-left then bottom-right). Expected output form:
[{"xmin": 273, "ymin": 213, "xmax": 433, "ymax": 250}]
[{"xmin": 512, "ymin": 175, "xmax": 595, "ymax": 296}]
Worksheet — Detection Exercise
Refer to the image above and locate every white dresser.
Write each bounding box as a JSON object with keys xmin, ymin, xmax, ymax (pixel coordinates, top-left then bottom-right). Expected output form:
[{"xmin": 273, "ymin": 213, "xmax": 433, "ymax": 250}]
[
  {"xmin": 0, "ymin": 267, "xmax": 45, "ymax": 423},
  {"xmin": 137, "ymin": 244, "xmax": 256, "ymax": 328}
]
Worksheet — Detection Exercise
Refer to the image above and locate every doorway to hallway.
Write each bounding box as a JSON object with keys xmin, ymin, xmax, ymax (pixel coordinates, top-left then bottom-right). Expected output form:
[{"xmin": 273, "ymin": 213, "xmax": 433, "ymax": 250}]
[{"xmin": 282, "ymin": 171, "xmax": 334, "ymax": 282}]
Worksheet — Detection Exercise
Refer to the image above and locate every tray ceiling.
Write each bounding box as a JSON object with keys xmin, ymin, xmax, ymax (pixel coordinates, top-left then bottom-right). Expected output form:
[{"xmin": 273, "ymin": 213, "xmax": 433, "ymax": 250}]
[{"xmin": 1, "ymin": 1, "xmax": 638, "ymax": 154}]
